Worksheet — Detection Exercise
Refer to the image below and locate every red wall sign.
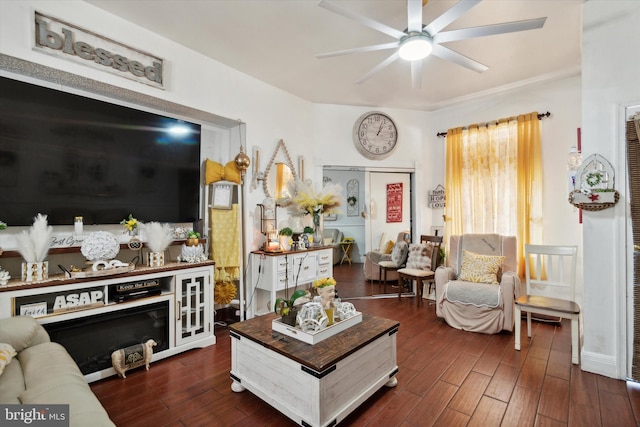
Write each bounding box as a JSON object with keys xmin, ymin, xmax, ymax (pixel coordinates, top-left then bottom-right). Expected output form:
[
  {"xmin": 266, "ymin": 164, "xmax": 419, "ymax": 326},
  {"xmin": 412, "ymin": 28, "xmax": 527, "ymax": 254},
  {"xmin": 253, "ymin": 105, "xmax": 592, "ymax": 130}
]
[{"xmin": 386, "ymin": 183, "xmax": 403, "ymax": 223}]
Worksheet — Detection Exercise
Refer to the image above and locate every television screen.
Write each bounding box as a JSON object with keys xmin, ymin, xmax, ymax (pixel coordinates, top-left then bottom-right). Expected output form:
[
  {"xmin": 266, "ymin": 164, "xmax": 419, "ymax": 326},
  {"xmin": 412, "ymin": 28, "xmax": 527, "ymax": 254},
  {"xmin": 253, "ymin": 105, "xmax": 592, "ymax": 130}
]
[{"xmin": 0, "ymin": 76, "xmax": 201, "ymax": 226}]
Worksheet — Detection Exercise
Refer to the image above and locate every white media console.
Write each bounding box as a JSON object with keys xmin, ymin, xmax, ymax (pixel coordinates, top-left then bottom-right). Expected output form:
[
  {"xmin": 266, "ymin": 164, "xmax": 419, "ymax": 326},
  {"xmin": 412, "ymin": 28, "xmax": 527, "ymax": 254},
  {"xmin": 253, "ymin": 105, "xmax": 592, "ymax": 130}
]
[{"xmin": 0, "ymin": 261, "xmax": 215, "ymax": 383}]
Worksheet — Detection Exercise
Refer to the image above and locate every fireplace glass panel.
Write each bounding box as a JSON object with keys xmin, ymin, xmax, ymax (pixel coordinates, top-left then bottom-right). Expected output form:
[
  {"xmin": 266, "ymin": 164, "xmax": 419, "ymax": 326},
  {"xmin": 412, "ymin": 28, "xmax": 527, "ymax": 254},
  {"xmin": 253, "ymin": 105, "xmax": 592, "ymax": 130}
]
[{"xmin": 44, "ymin": 301, "xmax": 169, "ymax": 375}]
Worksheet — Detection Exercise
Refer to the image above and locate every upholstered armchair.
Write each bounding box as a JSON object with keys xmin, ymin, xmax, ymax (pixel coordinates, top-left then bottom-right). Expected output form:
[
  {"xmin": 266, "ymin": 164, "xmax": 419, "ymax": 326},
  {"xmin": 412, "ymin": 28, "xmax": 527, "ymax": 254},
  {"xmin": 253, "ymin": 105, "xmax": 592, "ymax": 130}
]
[
  {"xmin": 363, "ymin": 231, "xmax": 411, "ymax": 281},
  {"xmin": 435, "ymin": 234, "xmax": 520, "ymax": 334}
]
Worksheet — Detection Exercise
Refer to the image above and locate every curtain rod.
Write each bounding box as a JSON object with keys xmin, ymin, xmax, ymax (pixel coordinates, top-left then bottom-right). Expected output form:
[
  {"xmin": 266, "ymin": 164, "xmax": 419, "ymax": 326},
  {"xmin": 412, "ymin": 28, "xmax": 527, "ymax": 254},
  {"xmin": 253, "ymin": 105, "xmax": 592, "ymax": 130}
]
[{"xmin": 436, "ymin": 111, "xmax": 551, "ymax": 138}]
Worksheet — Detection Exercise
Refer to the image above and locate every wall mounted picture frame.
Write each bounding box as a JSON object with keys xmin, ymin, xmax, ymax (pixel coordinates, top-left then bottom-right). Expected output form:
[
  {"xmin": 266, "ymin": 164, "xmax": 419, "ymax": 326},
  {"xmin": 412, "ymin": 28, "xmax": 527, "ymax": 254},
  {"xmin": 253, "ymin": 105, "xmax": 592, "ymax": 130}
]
[{"xmin": 212, "ymin": 183, "xmax": 233, "ymax": 209}]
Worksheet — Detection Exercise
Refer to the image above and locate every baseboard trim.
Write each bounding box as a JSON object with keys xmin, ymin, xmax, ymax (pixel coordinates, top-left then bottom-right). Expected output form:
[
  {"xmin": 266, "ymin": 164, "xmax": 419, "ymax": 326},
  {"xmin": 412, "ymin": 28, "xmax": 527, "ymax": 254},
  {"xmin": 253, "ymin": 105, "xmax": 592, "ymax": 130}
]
[{"xmin": 580, "ymin": 350, "xmax": 621, "ymax": 379}]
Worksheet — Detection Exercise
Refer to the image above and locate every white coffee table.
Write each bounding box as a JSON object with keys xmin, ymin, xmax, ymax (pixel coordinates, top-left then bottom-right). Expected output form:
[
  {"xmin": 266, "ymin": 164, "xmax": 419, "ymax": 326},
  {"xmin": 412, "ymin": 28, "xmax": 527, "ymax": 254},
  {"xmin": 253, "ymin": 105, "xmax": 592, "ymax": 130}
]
[{"xmin": 229, "ymin": 313, "xmax": 399, "ymax": 427}]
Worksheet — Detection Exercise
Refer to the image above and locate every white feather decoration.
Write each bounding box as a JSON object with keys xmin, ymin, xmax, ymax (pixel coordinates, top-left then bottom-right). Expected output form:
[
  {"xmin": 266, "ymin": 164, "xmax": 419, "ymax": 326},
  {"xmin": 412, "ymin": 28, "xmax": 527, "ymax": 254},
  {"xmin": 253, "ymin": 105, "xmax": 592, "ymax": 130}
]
[
  {"xmin": 141, "ymin": 222, "xmax": 174, "ymax": 253},
  {"xmin": 16, "ymin": 213, "xmax": 53, "ymax": 263}
]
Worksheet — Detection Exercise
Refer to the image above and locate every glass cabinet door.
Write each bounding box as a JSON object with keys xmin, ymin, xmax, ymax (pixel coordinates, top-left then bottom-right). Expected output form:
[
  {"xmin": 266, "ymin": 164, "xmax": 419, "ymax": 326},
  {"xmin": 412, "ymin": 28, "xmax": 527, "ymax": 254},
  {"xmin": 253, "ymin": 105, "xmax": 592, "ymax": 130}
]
[{"xmin": 176, "ymin": 271, "xmax": 211, "ymax": 346}]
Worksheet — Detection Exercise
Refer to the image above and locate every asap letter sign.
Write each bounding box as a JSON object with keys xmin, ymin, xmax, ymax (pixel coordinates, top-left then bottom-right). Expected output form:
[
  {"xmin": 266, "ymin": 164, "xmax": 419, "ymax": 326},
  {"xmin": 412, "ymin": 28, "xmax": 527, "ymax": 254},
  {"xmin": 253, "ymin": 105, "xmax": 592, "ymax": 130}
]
[{"xmin": 54, "ymin": 290, "xmax": 104, "ymax": 311}]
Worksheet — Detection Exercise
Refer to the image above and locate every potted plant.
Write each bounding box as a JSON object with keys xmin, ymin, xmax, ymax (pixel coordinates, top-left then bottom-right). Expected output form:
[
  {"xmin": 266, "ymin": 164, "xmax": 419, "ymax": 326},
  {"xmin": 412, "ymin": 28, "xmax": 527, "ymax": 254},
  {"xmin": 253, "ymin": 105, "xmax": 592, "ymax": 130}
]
[
  {"xmin": 120, "ymin": 214, "xmax": 139, "ymax": 236},
  {"xmin": 279, "ymin": 227, "xmax": 293, "ymax": 251},
  {"xmin": 186, "ymin": 230, "xmax": 200, "ymax": 247},
  {"xmin": 274, "ymin": 289, "xmax": 309, "ymax": 326},
  {"xmin": 303, "ymin": 226, "xmax": 314, "ymax": 245}
]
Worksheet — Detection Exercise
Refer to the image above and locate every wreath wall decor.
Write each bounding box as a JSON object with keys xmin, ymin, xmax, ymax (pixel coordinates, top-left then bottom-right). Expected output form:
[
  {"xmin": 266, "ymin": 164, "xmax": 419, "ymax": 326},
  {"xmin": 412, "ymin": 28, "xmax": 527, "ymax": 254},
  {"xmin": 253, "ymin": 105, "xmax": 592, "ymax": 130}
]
[
  {"xmin": 569, "ymin": 153, "xmax": 619, "ymax": 211},
  {"xmin": 347, "ymin": 179, "xmax": 359, "ymax": 217}
]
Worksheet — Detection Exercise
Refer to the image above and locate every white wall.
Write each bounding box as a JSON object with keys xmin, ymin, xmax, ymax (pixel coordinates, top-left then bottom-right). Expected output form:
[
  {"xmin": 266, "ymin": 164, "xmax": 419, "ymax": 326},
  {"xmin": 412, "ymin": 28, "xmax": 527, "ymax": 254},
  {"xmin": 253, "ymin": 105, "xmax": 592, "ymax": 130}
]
[{"xmin": 581, "ymin": 0, "xmax": 640, "ymax": 379}]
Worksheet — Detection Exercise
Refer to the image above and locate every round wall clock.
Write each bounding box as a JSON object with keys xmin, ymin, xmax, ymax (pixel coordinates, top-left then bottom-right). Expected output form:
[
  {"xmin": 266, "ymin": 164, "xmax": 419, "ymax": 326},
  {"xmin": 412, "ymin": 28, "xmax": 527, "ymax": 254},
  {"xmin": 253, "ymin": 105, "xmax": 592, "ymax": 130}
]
[{"xmin": 352, "ymin": 111, "xmax": 398, "ymax": 160}]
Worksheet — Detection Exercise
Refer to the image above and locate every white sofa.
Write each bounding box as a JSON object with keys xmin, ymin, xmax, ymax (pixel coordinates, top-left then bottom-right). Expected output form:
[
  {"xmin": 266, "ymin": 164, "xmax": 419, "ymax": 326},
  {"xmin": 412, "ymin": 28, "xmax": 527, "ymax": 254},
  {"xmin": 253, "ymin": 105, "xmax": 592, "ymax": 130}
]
[{"xmin": 0, "ymin": 316, "xmax": 115, "ymax": 426}]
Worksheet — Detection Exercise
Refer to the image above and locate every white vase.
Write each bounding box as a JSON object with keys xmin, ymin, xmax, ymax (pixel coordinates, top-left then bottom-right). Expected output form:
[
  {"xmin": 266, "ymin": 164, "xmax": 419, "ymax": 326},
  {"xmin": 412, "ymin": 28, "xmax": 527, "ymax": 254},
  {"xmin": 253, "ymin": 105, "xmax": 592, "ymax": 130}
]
[
  {"xmin": 280, "ymin": 236, "xmax": 292, "ymax": 251},
  {"xmin": 147, "ymin": 252, "xmax": 165, "ymax": 267},
  {"xmin": 313, "ymin": 211, "xmax": 324, "ymax": 246},
  {"xmin": 22, "ymin": 261, "xmax": 48, "ymax": 282}
]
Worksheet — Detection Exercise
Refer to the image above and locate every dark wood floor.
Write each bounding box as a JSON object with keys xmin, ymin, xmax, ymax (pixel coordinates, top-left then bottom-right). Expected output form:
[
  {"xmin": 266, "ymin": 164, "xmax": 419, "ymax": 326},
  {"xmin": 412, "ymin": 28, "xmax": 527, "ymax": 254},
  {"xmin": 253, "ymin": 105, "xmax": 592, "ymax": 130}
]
[{"xmin": 91, "ymin": 263, "xmax": 640, "ymax": 426}]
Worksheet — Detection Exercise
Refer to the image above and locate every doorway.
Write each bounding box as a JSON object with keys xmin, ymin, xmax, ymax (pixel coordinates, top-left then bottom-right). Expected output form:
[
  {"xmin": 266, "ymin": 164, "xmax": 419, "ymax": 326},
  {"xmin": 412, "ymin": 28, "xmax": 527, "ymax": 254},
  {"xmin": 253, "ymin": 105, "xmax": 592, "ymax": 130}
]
[{"xmin": 323, "ymin": 166, "xmax": 414, "ymax": 264}]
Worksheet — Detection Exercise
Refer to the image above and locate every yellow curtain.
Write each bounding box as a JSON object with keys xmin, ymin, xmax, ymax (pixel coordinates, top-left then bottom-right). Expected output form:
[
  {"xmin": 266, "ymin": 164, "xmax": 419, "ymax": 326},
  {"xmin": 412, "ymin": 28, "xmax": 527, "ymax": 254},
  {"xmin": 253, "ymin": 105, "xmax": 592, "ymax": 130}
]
[
  {"xmin": 516, "ymin": 112, "xmax": 543, "ymax": 276},
  {"xmin": 444, "ymin": 127, "xmax": 464, "ymax": 247},
  {"xmin": 444, "ymin": 112, "xmax": 542, "ymax": 275}
]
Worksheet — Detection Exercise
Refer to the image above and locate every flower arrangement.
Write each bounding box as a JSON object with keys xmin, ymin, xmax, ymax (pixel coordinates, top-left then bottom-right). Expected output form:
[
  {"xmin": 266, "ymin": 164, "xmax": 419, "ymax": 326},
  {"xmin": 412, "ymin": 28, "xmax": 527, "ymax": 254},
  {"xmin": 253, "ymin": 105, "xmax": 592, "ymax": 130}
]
[
  {"xmin": 313, "ymin": 277, "xmax": 336, "ymax": 289},
  {"xmin": 284, "ymin": 180, "xmax": 344, "ymax": 216},
  {"xmin": 274, "ymin": 289, "xmax": 309, "ymax": 317},
  {"xmin": 120, "ymin": 214, "xmax": 139, "ymax": 232},
  {"xmin": 140, "ymin": 222, "xmax": 174, "ymax": 253},
  {"xmin": 16, "ymin": 214, "xmax": 52, "ymax": 263}
]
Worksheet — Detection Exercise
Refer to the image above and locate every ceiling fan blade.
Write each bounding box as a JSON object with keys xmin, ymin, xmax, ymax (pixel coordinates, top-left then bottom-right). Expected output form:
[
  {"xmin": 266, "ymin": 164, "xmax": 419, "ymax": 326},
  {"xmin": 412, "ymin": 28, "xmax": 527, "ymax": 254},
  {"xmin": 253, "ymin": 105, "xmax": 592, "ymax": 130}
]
[
  {"xmin": 431, "ymin": 44, "xmax": 488, "ymax": 73},
  {"xmin": 407, "ymin": 0, "xmax": 423, "ymax": 33},
  {"xmin": 411, "ymin": 60, "xmax": 422, "ymax": 89},
  {"xmin": 424, "ymin": 0, "xmax": 481, "ymax": 36},
  {"xmin": 318, "ymin": 0, "xmax": 406, "ymax": 40},
  {"xmin": 433, "ymin": 18, "xmax": 547, "ymax": 43},
  {"xmin": 355, "ymin": 51, "xmax": 400, "ymax": 84},
  {"xmin": 316, "ymin": 42, "xmax": 400, "ymax": 59}
]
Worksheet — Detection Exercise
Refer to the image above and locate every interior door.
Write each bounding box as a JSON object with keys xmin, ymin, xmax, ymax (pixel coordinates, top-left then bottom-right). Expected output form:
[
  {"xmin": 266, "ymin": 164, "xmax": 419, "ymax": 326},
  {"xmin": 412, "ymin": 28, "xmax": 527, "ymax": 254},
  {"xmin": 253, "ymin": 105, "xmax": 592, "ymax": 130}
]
[{"xmin": 366, "ymin": 172, "xmax": 412, "ymax": 253}]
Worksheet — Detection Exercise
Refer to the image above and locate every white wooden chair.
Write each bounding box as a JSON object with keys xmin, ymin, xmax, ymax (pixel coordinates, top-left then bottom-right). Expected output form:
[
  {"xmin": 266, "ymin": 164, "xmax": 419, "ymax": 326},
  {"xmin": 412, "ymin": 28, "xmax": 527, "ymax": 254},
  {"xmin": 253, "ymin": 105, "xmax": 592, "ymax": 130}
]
[{"xmin": 515, "ymin": 244, "xmax": 580, "ymax": 364}]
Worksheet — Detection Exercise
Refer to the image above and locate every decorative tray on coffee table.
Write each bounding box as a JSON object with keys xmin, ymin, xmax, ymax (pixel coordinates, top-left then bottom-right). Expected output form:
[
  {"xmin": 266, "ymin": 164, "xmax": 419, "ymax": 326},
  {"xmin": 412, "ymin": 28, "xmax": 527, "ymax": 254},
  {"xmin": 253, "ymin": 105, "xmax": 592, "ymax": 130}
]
[{"xmin": 272, "ymin": 312, "xmax": 362, "ymax": 345}]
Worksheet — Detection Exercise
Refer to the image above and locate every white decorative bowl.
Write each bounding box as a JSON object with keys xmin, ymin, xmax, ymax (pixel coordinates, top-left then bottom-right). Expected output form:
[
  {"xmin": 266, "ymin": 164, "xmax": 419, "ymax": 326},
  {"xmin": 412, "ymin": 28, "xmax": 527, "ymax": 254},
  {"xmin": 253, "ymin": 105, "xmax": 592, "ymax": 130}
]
[{"xmin": 81, "ymin": 231, "xmax": 120, "ymax": 262}]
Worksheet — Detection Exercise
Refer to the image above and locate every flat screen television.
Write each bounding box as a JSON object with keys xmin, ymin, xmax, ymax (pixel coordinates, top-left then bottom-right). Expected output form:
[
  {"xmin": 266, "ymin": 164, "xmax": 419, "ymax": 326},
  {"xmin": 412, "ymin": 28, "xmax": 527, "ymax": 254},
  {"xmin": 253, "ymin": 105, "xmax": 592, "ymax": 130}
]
[{"xmin": 0, "ymin": 76, "xmax": 202, "ymax": 226}]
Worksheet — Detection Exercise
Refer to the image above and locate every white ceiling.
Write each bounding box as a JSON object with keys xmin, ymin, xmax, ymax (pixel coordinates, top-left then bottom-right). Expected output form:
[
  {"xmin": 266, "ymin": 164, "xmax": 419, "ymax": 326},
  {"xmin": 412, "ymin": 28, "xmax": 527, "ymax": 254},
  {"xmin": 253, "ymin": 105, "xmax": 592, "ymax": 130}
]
[{"xmin": 84, "ymin": 0, "xmax": 582, "ymax": 111}]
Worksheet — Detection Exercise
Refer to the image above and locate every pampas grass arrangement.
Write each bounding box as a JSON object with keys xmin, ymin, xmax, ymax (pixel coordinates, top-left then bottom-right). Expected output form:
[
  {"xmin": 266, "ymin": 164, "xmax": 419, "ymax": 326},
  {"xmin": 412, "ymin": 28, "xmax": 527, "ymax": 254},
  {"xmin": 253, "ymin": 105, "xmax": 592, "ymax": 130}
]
[
  {"xmin": 16, "ymin": 213, "xmax": 52, "ymax": 263},
  {"xmin": 141, "ymin": 222, "xmax": 174, "ymax": 253}
]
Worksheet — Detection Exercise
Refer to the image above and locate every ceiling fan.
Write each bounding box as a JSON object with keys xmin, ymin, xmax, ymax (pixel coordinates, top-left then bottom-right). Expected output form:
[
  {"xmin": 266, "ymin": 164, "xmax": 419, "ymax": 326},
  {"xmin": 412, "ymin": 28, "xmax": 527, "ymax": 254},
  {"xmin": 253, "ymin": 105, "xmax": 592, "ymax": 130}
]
[{"xmin": 316, "ymin": 0, "xmax": 547, "ymax": 88}]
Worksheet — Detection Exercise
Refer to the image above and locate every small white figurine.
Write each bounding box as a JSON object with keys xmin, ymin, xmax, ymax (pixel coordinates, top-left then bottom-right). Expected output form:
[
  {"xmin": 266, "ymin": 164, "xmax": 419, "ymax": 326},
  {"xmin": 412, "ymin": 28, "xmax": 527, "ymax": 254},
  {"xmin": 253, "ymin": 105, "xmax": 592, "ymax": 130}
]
[
  {"xmin": 296, "ymin": 302, "xmax": 328, "ymax": 332},
  {"xmin": 0, "ymin": 268, "xmax": 10, "ymax": 286}
]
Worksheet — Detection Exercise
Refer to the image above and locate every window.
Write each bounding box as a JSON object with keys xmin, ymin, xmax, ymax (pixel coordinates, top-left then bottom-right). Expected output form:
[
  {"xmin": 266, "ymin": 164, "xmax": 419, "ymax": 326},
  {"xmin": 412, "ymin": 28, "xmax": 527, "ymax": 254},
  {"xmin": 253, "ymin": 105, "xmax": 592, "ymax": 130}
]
[{"xmin": 445, "ymin": 112, "xmax": 543, "ymax": 275}]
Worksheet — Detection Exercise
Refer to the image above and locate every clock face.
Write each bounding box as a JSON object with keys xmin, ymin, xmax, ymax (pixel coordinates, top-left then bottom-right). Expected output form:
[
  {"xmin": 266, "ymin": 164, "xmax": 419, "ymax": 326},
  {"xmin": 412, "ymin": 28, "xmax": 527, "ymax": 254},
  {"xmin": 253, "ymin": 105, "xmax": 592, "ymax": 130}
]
[{"xmin": 352, "ymin": 112, "xmax": 398, "ymax": 160}]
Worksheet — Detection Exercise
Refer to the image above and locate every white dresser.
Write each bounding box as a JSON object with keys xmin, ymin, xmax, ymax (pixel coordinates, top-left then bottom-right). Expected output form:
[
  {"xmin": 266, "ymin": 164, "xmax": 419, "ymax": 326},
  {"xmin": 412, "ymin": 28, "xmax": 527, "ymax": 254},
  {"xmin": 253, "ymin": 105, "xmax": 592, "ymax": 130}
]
[{"xmin": 247, "ymin": 247, "xmax": 332, "ymax": 318}]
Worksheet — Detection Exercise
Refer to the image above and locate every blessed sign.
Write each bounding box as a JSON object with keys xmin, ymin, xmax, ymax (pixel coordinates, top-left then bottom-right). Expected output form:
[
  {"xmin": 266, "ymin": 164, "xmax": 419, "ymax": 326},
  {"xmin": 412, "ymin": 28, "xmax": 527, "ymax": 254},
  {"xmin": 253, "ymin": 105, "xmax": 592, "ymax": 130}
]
[{"xmin": 34, "ymin": 12, "xmax": 164, "ymax": 88}]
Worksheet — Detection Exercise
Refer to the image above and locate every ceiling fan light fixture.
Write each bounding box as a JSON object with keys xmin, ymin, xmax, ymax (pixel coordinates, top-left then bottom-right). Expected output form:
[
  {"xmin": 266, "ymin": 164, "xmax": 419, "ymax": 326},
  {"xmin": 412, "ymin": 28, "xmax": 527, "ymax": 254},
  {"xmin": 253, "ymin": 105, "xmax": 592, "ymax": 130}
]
[{"xmin": 398, "ymin": 34, "xmax": 432, "ymax": 61}]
